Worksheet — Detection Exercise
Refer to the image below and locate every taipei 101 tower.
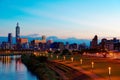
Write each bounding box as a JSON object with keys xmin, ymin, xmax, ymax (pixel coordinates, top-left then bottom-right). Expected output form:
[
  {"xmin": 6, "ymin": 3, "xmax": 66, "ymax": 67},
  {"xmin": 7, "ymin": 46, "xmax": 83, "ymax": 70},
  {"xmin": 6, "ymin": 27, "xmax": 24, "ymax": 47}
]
[{"xmin": 16, "ymin": 22, "xmax": 20, "ymax": 44}]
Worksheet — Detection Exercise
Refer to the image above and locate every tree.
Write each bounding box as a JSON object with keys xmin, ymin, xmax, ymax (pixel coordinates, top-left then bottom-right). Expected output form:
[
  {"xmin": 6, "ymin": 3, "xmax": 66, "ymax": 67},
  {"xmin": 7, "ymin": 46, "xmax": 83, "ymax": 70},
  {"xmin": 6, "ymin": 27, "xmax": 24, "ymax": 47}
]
[{"xmin": 60, "ymin": 49, "xmax": 71, "ymax": 56}]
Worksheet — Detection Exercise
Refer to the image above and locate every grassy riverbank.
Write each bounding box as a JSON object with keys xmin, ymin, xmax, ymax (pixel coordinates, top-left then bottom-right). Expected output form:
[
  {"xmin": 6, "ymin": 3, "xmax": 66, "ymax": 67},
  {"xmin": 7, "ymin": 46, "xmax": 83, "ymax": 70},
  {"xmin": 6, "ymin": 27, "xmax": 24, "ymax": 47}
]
[
  {"xmin": 21, "ymin": 54, "xmax": 60, "ymax": 80},
  {"xmin": 49, "ymin": 54, "xmax": 120, "ymax": 80}
]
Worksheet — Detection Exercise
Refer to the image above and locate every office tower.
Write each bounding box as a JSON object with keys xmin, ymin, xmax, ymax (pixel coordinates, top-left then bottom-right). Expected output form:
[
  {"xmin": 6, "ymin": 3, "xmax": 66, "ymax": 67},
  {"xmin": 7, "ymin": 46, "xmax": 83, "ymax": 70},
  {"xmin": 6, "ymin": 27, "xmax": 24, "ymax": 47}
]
[
  {"xmin": 90, "ymin": 35, "xmax": 98, "ymax": 49},
  {"xmin": 16, "ymin": 22, "xmax": 20, "ymax": 43},
  {"xmin": 42, "ymin": 35, "xmax": 46, "ymax": 40},
  {"xmin": 18, "ymin": 38, "xmax": 28, "ymax": 44},
  {"xmin": 8, "ymin": 33, "xmax": 12, "ymax": 44},
  {"xmin": 42, "ymin": 35, "xmax": 46, "ymax": 43}
]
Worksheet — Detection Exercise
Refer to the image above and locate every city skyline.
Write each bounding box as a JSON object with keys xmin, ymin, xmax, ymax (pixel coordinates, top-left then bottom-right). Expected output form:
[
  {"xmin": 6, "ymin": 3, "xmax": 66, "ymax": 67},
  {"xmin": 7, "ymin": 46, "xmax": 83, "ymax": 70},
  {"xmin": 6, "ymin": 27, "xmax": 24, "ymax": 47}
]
[{"xmin": 0, "ymin": 0, "xmax": 120, "ymax": 39}]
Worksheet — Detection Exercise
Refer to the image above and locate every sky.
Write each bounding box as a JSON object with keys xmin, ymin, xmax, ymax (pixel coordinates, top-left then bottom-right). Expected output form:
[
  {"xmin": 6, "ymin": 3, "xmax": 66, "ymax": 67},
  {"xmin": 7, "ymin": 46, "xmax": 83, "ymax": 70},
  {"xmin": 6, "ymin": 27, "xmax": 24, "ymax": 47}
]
[{"xmin": 0, "ymin": 0, "xmax": 120, "ymax": 39}]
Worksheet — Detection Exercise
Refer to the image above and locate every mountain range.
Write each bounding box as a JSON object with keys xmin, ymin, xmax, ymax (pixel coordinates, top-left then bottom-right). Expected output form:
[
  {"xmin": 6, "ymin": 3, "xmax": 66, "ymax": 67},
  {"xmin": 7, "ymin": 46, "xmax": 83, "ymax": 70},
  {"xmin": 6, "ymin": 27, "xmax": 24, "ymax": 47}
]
[{"xmin": 0, "ymin": 34, "xmax": 91, "ymax": 46}]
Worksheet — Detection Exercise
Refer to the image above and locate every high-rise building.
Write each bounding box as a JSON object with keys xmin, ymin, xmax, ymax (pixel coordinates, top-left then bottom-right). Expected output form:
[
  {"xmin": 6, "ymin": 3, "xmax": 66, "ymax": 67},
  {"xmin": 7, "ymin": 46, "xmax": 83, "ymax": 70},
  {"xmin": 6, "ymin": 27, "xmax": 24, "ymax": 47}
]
[
  {"xmin": 18, "ymin": 38, "xmax": 28, "ymax": 44},
  {"xmin": 90, "ymin": 35, "xmax": 98, "ymax": 49},
  {"xmin": 42, "ymin": 35, "xmax": 46, "ymax": 43},
  {"xmin": 16, "ymin": 22, "xmax": 20, "ymax": 43},
  {"xmin": 8, "ymin": 33, "xmax": 12, "ymax": 44},
  {"xmin": 42, "ymin": 35, "xmax": 46, "ymax": 40},
  {"xmin": 99, "ymin": 38, "xmax": 120, "ymax": 51},
  {"xmin": 17, "ymin": 38, "xmax": 28, "ymax": 49}
]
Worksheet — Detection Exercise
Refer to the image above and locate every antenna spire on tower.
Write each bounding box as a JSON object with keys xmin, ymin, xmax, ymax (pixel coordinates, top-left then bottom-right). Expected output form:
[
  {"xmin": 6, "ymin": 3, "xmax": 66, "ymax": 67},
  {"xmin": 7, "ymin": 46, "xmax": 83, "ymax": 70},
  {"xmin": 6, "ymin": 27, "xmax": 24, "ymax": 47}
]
[{"xmin": 17, "ymin": 22, "xmax": 19, "ymax": 26}]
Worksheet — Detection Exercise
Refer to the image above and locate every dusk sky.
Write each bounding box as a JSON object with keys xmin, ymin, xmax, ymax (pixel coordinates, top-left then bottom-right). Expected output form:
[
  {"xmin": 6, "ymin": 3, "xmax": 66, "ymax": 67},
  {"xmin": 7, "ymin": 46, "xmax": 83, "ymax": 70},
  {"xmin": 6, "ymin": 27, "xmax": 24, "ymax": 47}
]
[{"xmin": 0, "ymin": 0, "xmax": 120, "ymax": 39}]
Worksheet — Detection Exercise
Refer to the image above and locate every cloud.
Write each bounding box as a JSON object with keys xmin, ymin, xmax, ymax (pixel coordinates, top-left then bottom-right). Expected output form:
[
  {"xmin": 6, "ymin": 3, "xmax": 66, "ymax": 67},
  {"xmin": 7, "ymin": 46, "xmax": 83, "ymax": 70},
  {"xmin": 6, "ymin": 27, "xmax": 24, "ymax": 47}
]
[
  {"xmin": 21, "ymin": 6, "xmax": 120, "ymax": 29},
  {"xmin": 19, "ymin": 1, "xmax": 120, "ymax": 39}
]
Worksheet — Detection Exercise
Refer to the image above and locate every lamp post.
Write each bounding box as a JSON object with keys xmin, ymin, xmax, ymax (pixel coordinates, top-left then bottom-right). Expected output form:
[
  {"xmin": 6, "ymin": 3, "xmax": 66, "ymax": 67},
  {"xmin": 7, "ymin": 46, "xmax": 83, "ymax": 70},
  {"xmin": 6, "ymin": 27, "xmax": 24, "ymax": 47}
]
[
  {"xmin": 91, "ymin": 61, "xmax": 94, "ymax": 72},
  {"xmin": 71, "ymin": 57, "xmax": 74, "ymax": 62},
  {"xmin": 56, "ymin": 55, "xmax": 59, "ymax": 59},
  {"xmin": 80, "ymin": 59, "xmax": 83, "ymax": 65},
  {"xmin": 108, "ymin": 67, "xmax": 111, "ymax": 80},
  {"xmin": 63, "ymin": 56, "xmax": 66, "ymax": 61}
]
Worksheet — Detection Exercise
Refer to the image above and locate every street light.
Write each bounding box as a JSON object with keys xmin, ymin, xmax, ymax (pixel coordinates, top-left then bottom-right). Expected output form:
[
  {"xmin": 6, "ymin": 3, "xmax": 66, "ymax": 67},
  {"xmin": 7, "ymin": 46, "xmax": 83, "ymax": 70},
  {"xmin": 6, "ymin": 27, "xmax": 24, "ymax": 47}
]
[
  {"xmin": 91, "ymin": 61, "xmax": 94, "ymax": 72},
  {"xmin": 63, "ymin": 56, "xmax": 66, "ymax": 61},
  {"xmin": 71, "ymin": 57, "xmax": 74, "ymax": 62},
  {"xmin": 108, "ymin": 67, "xmax": 111, "ymax": 80},
  {"xmin": 56, "ymin": 55, "xmax": 59, "ymax": 59},
  {"xmin": 80, "ymin": 59, "xmax": 83, "ymax": 64}
]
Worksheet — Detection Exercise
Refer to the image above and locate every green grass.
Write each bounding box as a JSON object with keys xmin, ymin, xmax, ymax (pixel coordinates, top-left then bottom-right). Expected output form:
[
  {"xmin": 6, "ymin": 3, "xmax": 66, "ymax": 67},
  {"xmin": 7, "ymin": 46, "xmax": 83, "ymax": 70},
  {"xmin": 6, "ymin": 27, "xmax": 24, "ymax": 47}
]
[{"xmin": 48, "ymin": 54, "xmax": 120, "ymax": 80}]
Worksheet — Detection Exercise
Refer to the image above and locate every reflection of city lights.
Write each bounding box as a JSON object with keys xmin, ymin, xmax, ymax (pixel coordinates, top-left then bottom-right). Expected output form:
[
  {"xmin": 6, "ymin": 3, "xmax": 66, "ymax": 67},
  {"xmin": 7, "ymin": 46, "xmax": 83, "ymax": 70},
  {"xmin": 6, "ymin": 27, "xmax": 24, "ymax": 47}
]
[
  {"xmin": 0, "ymin": 56, "xmax": 11, "ymax": 71},
  {"xmin": 16, "ymin": 58, "xmax": 25, "ymax": 72}
]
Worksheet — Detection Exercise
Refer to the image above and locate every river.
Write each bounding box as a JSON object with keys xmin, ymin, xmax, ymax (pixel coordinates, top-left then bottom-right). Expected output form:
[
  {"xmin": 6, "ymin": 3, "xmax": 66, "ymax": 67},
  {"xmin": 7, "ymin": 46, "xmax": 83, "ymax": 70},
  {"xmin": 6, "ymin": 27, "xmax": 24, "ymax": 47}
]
[{"xmin": 0, "ymin": 55, "xmax": 38, "ymax": 80}]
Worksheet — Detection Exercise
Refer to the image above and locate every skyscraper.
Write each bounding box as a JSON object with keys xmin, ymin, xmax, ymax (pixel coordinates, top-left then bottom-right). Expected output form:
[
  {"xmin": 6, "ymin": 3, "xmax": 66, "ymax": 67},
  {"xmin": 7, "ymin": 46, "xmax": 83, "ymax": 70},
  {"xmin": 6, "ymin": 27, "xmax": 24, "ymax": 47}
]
[
  {"xmin": 42, "ymin": 35, "xmax": 46, "ymax": 40},
  {"xmin": 42, "ymin": 35, "xmax": 46, "ymax": 43},
  {"xmin": 90, "ymin": 35, "xmax": 98, "ymax": 49},
  {"xmin": 8, "ymin": 33, "xmax": 12, "ymax": 44},
  {"xmin": 16, "ymin": 22, "xmax": 20, "ymax": 43}
]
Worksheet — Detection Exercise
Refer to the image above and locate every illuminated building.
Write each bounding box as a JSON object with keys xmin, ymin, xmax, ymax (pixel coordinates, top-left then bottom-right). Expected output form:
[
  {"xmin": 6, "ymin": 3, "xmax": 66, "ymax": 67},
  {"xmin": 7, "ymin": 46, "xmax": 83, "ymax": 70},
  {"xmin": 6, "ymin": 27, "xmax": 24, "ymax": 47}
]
[
  {"xmin": 51, "ymin": 42, "xmax": 64, "ymax": 51},
  {"xmin": 31, "ymin": 35, "xmax": 46, "ymax": 49},
  {"xmin": 42, "ymin": 35, "xmax": 46, "ymax": 40},
  {"xmin": 69, "ymin": 43, "xmax": 78, "ymax": 50},
  {"xmin": 65, "ymin": 42, "xmax": 69, "ymax": 49},
  {"xmin": 90, "ymin": 35, "xmax": 98, "ymax": 49},
  {"xmin": 1, "ymin": 42, "xmax": 10, "ymax": 49},
  {"xmin": 18, "ymin": 38, "xmax": 28, "ymax": 44},
  {"xmin": 7, "ymin": 33, "xmax": 13, "ymax": 49},
  {"xmin": 16, "ymin": 22, "xmax": 20, "ymax": 44},
  {"xmin": 8, "ymin": 33, "xmax": 12, "ymax": 44},
  {"xmin": 17, "ymin": 38, "xmax": 28, "ymax": 49},
  {"xmin": 42, "ymin": 35, "xmax": 46, "ymax": 43},
  {"xmin": 99, "ymin": 38, "xmax": 120, "ymax": 51}
]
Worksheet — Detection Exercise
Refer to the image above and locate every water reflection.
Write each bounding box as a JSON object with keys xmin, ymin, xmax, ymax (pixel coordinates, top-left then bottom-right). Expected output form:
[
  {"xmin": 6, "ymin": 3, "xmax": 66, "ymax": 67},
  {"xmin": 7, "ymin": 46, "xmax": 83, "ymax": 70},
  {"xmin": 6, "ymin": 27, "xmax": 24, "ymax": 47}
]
[{"xmin": 0, "ymin": 55, "xmax": 37, "ymax": 80}]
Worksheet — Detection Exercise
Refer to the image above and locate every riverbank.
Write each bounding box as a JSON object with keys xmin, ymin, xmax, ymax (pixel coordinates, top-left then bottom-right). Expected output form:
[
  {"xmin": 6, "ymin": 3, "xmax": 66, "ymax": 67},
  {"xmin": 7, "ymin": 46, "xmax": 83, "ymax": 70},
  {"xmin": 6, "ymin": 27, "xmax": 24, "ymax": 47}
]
[
  {"xmin": 21, "ymin": 54, "xmax": 92, "ymax": 80},
  {"xmin": 21, "ymin": 54, "xmax": 61, "ymax": 80}
]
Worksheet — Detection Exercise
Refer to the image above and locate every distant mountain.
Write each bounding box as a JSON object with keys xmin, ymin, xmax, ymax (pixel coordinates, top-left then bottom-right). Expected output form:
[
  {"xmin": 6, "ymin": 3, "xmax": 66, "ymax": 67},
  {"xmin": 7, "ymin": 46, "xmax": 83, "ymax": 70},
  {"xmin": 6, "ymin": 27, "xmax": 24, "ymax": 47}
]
[
  {"xmin": 0, "ymin": 37, "xmax": 8, "ymax": 42},
  {"xmin": 22, "ymin": 34, "xmax": 42, "ymax": 38},
  {"xmin": 47, "ymin": 36, "xmax": 90, "ymax": 45},
  {"xmin": 0, "ymin": 35, "xmax": 91, "ymax": 46},
  {"xmin": 0, "ymin": 37, "xmax": 16, "ymax": 44}
]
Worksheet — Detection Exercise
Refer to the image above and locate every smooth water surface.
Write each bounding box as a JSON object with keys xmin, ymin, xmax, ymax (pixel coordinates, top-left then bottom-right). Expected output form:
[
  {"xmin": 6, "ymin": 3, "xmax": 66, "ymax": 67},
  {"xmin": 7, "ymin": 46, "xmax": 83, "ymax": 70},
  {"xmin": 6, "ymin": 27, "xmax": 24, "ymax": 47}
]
[{"xmin": 0, "ymin": 55, "xmax": 37, "ymax": 80}]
